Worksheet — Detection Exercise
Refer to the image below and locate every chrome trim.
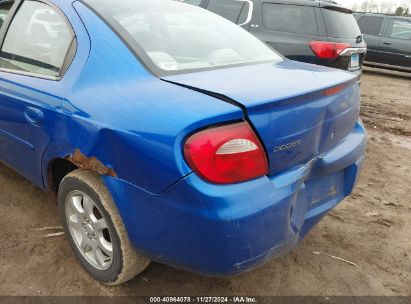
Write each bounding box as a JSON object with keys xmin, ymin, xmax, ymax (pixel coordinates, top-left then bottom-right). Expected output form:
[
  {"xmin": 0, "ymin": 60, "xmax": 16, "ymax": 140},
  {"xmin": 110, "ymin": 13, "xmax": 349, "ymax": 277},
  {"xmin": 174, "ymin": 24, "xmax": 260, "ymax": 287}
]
[
  {"xmin": 236, "ymin": 0, "xmax": 253, "ymax": 26},
  {"xmin": 340, "ymin": 47, "xmax": 368, "ymax": 56}
]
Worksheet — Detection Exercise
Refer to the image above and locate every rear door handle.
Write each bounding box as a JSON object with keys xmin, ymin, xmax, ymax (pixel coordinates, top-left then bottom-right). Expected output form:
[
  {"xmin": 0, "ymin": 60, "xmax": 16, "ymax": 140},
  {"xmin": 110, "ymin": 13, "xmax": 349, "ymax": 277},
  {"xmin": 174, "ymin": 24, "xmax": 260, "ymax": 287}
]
[
  {"xmin": 383, "ymin": 41, "xmax": 391, "ymax": 45},
  {"xmin": 24, "ymin": 106, "xmax": 44, "ymax": 126}
]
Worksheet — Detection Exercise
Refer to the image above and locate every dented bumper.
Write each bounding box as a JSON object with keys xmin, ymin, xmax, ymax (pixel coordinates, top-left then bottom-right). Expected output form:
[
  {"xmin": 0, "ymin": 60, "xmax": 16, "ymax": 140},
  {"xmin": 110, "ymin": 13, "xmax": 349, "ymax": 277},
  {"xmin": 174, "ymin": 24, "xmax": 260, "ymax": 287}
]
[{"xmin": 103, "ymin": 120, "xmax": 366, "ymax": 276}]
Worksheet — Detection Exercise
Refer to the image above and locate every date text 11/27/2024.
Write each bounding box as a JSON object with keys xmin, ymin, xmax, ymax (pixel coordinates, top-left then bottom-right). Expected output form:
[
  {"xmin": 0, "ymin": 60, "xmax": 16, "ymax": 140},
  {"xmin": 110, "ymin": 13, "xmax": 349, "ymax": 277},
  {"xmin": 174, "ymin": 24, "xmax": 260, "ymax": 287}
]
[{"xmin": 149, "ymin": 297, "xmax": 258, "ymax": 303}]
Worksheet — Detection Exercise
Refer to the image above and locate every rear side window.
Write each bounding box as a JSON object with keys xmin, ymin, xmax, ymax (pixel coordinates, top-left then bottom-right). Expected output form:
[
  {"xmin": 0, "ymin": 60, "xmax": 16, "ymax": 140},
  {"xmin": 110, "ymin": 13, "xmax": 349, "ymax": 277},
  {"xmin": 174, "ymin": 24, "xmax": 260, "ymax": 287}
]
[
  {"xmin": 322, "ymin": 8, "xmax": 361, "ymax": 38},
  {"xmin": 387, "ymin": 19, "xmax": 411, "ymax": 40},
  {"xmin": 357, "ymin": 15, "xmax": 385, "ymax": 36},
  {"xmin": 207, "ymin": 0, "xmax": 250, "ymax": 25},
  {"xmin": 262, "ymin": 4, "xmax": 318, "ymax": 36},
  {"xmin": 0, "ymin": 0, "xmax": 75, "ymax": 77},
  {"xmin": 0, "ymin": 1, "xmax": 13, "ymax": 29}
]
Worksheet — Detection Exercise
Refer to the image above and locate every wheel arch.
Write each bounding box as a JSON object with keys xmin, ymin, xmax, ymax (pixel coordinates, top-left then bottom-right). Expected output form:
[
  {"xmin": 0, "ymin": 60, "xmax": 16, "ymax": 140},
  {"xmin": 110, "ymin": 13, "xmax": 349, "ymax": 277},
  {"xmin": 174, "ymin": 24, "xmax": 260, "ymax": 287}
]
[
  {"xmin": 47, "ymin": 157, "xmax": 78, "ymax": 194},
  {"xmin": 42, "ymin": 140, "xmax": 117, "ymax": 194}
]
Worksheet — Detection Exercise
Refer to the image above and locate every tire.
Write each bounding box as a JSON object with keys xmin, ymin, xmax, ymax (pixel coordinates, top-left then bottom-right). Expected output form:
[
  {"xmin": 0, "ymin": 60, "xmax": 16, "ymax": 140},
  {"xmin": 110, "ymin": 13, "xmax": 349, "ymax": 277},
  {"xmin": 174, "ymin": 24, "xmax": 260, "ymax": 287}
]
[{"xmin": 58, "ymin": 169, "xmax": 150, "ymax": 285}]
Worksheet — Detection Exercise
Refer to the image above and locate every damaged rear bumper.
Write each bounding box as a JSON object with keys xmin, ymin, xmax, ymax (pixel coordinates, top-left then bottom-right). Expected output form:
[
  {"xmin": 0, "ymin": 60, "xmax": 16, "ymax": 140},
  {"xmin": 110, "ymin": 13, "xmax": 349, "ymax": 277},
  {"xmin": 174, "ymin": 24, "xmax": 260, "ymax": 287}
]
[{"xmin": 103, "ymin": 120, "xmax": 366, "ymax": 276}]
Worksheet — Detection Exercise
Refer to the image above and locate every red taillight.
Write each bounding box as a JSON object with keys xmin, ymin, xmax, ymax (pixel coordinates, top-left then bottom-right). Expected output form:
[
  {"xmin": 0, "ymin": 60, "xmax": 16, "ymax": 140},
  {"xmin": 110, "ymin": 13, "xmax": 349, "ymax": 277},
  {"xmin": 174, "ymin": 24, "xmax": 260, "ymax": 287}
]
[
  {"xmin": 184, "ymin": 122, "xmax": 268, "ymax": 184},
  {"xmin": 310, "ymin": 41, "xmax": 350, "ymax": 59}
]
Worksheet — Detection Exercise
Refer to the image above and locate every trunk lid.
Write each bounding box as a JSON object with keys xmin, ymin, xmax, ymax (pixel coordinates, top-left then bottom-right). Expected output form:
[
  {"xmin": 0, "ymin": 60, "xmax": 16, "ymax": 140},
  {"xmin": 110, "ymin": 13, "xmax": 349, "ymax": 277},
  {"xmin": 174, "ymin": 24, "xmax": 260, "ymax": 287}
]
[{"xmin": 163, "ymin": 60, "xmax": 360, "ymax": 176}]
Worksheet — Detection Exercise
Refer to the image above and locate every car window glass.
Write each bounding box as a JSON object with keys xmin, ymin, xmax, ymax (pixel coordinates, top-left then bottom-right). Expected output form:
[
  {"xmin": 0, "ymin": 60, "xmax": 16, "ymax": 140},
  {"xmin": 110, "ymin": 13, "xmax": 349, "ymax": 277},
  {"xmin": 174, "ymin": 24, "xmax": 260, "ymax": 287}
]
[
  {"xmin": 262, "ymin": 4, "xmax": 318, "ymax": 36},
  {"xmin": 237, "ymin": 2, "xmax": 250, "ymax": 25},
  {"xmin": 207, "ymin": 0, "xmax": 249, "ymax": 24},
  {"xmin": 322, "ymin": 8, "xmax": 361, "ymax": 38},
  {"xmin": 0, "ymin": 1, "xmax": 13, "ymax": 29},
  {"xmin": 182, "ymin": 0, "xmax": 202, "ymax": 5},
  {"xmin": 357, "ymin": 15, "xmax": 384, "ymax": 36},
  {"xmin": 83, "ymin": 0, "xmax": 282, "ymax": 74},
  {"xmin": 387, "ymin": 19, "xmax": 411, "ymax": 40},
  {"xmin": 0, "ymin": 0, "xmax": 74, "ymax": 77}
]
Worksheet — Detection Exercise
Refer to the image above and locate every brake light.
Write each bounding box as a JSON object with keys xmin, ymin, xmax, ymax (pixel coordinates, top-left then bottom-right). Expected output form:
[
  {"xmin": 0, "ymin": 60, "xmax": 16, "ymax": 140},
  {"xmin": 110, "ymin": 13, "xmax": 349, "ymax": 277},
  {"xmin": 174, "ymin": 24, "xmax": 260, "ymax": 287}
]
[
  {"xmin": 184, "ymin": 122, "xmax": 268, "ymax": 184},
  {"xmin": 310, "ymin": 41, "xmax": 350, "ymax": 59}
]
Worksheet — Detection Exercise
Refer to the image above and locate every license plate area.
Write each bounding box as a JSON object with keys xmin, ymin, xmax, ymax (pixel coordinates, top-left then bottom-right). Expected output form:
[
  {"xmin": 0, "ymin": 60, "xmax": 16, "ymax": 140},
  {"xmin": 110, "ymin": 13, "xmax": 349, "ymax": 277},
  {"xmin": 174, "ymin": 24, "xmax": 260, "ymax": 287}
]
[
  {"xmin": 306, "ymin": 171, "xmax": 343, "ymax": 208},
  {"xmin": 350, "ymin": 53, "xmax": 360, "ymax": 68}
]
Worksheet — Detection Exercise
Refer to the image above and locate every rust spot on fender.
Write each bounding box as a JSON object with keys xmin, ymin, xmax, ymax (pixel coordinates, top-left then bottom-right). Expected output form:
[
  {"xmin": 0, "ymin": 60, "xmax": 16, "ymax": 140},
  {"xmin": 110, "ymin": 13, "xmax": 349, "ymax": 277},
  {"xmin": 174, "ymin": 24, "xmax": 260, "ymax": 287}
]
[{"xmin": 67, "ymin": 149, "xmax": 117, "ymax": 177}]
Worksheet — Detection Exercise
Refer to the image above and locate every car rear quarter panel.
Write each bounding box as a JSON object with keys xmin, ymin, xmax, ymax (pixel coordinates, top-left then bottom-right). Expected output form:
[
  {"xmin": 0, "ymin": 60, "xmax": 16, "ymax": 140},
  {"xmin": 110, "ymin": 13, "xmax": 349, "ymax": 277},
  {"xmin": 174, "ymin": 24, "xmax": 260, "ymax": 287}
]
[{"xmin": 41, "ymin": 1, "xmax": 244, "ymax": 194}]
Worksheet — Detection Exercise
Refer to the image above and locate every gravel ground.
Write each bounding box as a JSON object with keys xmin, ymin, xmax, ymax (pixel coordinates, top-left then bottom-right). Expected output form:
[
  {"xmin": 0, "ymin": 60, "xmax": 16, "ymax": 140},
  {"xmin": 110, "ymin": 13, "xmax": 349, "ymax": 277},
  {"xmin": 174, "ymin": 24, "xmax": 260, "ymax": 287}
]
[{"xmin": 0, "ymin": 69, "xmax": 410, "ymax": 296}]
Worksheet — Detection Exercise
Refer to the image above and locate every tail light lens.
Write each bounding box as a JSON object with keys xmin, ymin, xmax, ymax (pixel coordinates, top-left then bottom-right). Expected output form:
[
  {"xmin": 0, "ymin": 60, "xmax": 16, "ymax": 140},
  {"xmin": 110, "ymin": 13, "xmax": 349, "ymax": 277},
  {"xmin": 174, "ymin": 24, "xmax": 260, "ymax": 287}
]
[
  {"xmin": 310, "ymin": 41, "xmax": 350, "ymax": 59},
  {"xmin": 324, "ymin": 83, "xmax": 347, "ymax": 96},
  {"xmin": 184, "ymin": 122, "xmax": 268, "ymax": 184}
]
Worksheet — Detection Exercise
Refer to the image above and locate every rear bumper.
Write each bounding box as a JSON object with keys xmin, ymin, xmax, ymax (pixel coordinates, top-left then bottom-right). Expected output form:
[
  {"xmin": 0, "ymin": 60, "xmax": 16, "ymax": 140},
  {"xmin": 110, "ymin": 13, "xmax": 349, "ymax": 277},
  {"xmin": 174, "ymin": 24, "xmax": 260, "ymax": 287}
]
[
  {"xmin": 103, "ymin": 120, "xmax": 367, "ymax": 276},
  {"xmin": 348, "ymin": 68, "xmax": 362, "ymax": 84}
]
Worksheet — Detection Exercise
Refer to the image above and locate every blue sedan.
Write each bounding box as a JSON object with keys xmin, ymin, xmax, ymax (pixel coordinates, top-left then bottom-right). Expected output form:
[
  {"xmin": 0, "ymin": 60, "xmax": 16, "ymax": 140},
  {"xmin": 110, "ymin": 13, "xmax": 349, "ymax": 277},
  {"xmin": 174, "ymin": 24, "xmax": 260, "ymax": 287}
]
[{"xmin": 0, "ymin": 0, "xmax": 366, "ymax": 284}]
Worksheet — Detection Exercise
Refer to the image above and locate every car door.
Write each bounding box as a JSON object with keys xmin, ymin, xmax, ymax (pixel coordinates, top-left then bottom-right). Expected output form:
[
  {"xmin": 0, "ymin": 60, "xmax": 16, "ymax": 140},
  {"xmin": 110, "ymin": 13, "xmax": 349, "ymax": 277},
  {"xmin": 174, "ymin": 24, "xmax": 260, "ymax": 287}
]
[
  {"xmin": 355, "ymin": 14, "xmax": 386, "ymax": 63},
  {"xmin": 0, "ymin": 0, "xmax": 75, "ymax": 187},
  {"xmin": 377, "ymin": 18, "xmax": 411, "ymax": 68}
]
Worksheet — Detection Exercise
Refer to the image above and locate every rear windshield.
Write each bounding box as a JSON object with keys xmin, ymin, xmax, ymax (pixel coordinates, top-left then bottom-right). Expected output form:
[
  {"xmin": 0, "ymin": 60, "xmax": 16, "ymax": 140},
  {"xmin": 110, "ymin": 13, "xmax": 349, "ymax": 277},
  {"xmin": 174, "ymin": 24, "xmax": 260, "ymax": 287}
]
[
  {"xmin": 322, "ymin": 8, "xmax": 361, "ymax": 39},
  {"xmin": 82, "ymin": 0, "xmax": 282, "ymax": 76}
]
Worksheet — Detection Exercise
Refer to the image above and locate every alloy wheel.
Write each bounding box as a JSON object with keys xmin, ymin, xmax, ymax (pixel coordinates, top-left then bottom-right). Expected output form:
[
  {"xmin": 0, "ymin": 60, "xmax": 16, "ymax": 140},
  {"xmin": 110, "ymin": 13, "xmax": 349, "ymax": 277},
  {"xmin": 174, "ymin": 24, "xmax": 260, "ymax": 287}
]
[{"xmin": 65, "ymin": 190, "xmax": 113, "ymax": 270}]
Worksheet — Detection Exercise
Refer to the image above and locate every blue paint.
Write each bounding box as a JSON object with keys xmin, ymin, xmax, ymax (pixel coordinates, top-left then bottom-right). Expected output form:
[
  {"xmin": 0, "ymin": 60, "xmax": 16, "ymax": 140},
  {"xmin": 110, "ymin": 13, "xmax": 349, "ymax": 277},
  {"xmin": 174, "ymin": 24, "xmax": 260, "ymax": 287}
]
[
  {"xmin": 0, "ymin": 0, "xmax": 366, "ymax": 275},
  {"xmin": 103, "ymin": 121, "xmax": 365, "ymax": 275}
]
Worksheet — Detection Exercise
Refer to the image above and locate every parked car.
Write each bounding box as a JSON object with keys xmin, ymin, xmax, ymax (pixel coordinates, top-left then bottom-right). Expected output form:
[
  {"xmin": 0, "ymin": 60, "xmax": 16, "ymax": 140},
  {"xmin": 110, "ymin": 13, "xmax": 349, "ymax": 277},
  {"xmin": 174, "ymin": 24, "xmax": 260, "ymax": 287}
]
[
  {"xmin": 0, "ymin": 0, "xmax": 366, "ymax": 284},
  {"xmin": 354, "ymin": 13, "xmax": 411, "ymax": 72},
  {"xmin": 189, "ymin": 0, "xmax": 367, "ymax": 80}
]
